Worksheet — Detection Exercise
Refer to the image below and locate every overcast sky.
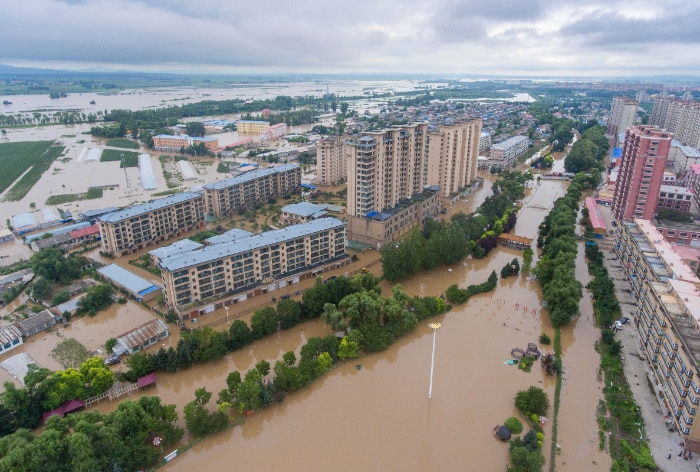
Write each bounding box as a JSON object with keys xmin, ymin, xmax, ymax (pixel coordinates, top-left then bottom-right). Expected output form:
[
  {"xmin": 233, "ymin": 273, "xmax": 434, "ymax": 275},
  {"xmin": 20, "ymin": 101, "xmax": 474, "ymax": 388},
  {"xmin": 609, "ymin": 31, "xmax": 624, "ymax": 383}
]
[{"xmin": 1, "ymin": 0, "xmax": 698, "ymax": 77}]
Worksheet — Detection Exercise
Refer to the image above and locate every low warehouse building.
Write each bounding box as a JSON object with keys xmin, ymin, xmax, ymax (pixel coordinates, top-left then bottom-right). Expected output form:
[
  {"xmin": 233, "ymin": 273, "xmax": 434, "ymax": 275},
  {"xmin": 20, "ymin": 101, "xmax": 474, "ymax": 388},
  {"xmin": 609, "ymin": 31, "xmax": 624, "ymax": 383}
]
[{"xmin": 97, "ymin": 263, "xmax": 162, "ymax": 302}]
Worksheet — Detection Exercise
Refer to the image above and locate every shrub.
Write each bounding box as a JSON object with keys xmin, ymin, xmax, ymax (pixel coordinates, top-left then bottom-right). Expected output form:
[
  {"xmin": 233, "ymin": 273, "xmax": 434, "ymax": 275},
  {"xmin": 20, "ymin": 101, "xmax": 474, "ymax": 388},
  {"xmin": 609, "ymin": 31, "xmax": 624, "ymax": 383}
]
[
  {"xmin": 504, "ymin": 416, "xmax": 523, "ymax": 434},
  {"xmin": 539, "ymin": 333, "xmax": 551, "ymax": 345}
]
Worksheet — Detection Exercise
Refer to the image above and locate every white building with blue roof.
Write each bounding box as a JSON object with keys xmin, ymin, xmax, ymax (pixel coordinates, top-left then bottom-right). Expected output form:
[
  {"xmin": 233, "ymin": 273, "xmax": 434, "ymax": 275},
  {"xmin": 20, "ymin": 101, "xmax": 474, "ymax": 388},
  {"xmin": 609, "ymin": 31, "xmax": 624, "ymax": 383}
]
[
  {"xmin": 97, "ymin": 192, "xmax": 205, "ymax": 257},
  {"xmin": 159, "ymin": 217, "xmax": 347, "ymax": 309},
  {"xmin": 97, "ymin": 263, "xmax": 162, "ymax": 302},
  {"xmin": 203, "ymin": 164, "xmax": 301, "ymax": 217}
]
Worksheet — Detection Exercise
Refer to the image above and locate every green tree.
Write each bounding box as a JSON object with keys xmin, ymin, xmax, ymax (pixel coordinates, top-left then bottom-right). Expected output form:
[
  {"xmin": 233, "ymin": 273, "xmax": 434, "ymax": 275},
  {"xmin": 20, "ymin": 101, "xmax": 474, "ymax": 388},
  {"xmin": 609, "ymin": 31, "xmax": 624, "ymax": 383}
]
[
  {"xmin": 31, "ymin": 277, "xmax": 51, "ymax": 300},
  {"xmin": 514, "ymin": 386, "xmax": 550, "ymax": 417},
  {"xmin": 250, "ymin": 306, "xmax": 278, "ymax": 339},
  {"xmin": 30, "ymin": 247, "xmax": 83, "ymax": 283},
  {"xmin": 185, "ymin": 122, "xmax": 206, "ymax": 137},
  {"xmin": 77, "ymin": 283, "xmax": 114, "ymax": 315},
  {"xmin": 50, "ymin": 290, "xmax": 70, "ymax": 306},
  {"xmin": 276, "ymin": 298, "xmax": 301, "ymax": 329},
  {"xmin": 228, "ymin": 319, "xmax": 252, "ymax": 350}
]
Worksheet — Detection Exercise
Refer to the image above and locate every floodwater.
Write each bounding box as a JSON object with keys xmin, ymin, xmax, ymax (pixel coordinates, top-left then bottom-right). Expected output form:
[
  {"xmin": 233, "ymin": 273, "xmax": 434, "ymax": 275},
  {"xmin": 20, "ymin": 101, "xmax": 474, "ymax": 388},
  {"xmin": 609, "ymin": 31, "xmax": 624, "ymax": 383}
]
[
  {"xmin": 69, "ymin": 176, "xmax": 603, "ymax": 472},
  {"xmin": 0, "ymin": 88, "xmax": 605, "ymax": 470}
]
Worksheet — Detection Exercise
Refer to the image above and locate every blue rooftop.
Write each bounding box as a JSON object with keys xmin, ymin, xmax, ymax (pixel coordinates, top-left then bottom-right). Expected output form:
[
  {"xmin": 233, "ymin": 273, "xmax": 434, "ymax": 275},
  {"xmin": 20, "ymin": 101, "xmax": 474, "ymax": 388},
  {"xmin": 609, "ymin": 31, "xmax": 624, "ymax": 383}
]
[
  {"xmin": 97, "ymin": 263, "xmax": 161, "ymax": 296},
  {"xmin": 203, "ymin": 164, "xmax": 299, "ymax": 191},
  {"xmin": 160, "ymin": 218, "xmax": 345, "ymax": 272},
  {"xmin": 204, "ymin": 228, "xmax": 253, "ymax": 245},
  {"xmin": 97, "ymin": 192, "xmax": 203, "ymax": 223},
  {"xmin": 148, "ymin": 239, "xmax": 203, "ymax": 259},
  {"xmin": 281, "ymin": 202, "xmax": 327, "ymax": 218}
]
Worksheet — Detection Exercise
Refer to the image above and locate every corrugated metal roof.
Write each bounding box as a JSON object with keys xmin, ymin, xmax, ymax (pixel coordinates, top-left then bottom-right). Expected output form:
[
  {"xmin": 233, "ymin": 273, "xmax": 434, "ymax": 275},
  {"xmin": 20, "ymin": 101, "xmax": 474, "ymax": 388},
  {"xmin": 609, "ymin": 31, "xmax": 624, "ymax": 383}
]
[
  {"xmin": 24, "ymin": 221, "xmax": 92, "ymax": 243},
  {"xmin": 160, "ymin": 217, "xmax": 345, "ymax": 271},
  {"xmin": 97, "ymin": 264, "xmax": 160, "ymax": 295},
  {"xmin": 0, "ymin": 325, "xmax": 23, "ymax": 345},
  {"xmin": 204, "ymin": 228, "xmax": 253, "ymax": 245},
  {"xmin": 281, "ymin": 202, "xmax": 327, "ymax": 218},
  {"xmin": 14, "ymin": 310, "xmax": 56, "ymax": 334},
  {"xmin": 202, "ymin": 164, "xmax": 299, "ymax": 191},
  {"xmin": 97, "ymin": 192, "xmax": 203, "ymax": 223},
  {"xmin": 12, "ymin": 213, "xmax": 36, "ymax": 229},
  {"xmin": 149, "ymin": 239, "xmax": 203, "ymax": 259},
  {"xmin": 117, "ymin": 318, "xmax": 169, "ymax": 350}
]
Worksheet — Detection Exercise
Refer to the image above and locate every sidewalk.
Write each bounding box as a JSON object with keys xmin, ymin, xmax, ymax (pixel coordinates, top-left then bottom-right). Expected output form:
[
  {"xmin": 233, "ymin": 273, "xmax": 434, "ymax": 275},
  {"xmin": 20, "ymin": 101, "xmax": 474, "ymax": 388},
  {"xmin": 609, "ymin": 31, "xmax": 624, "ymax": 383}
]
[{"xmin": 597, "ymin": 205, "xmax": 699, "ymax": 471}]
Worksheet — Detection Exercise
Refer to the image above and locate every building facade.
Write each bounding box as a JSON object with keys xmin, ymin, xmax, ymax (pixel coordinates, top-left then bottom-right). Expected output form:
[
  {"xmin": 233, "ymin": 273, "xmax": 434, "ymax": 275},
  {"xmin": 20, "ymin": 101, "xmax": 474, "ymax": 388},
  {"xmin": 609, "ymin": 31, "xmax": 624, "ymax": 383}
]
[
  {"xmin": 345, "ymin": 123, "xmax": 430, "ymax": 218},
  {"xmin": 152, "ymin": 134, "xmax": 219, "ymax": 152},
  {"xmin": 489, "ymin": 136, "xmax": 529, "ymax": 167},
  {"xmin": 280, "ymin": 202, "xmax": 328, "ymax": 226},
  {"xmin": 97, "ymin": 192, "xmax": 206, "ymax": 257},
  {"xmin": 650, "ymin": 98, "xmax": 700, "ymax": 148},
  {"xmin": 0, "ymin": 325, "xmax": 23, "ymax": 354},
  {"xmin": 316, "ymin": 137, "xmax": 347, "ymax": 185},
  {"xmin": 607, "ymin": 96, "xmax": 638, "ymax": 137},
  {"xmin": 614, "ymin": 219, "xmax": 700, "ymax": 450},
  {"xmin": 657, "ymin": 185, "xmax": 693, "ymax": 214},
  {"xmin": 202, "ymin": 164, "xmax": 301, "ymax": 218},
  {"xmin": 346, "ymin": 187, "xmax": 441, "ymax": 248},
  {"xmin": 237, "ymin": 120, "xmax": 270, "ymax": 134},
  {"xmin": 427, "ymin": 119, "xmax": 482, "ymax": 198},
  {"xmin": 479, "ymin": 131, "xmax": 491, "ymax": 153},
  {"xmin": 612, "ymin": 125, "xmax": 673, "ymax": 221},
  {"xmin": 158, "ymin": 217, "xmax": 347, "ymax": 308},
  {"xmin": 260, "ymin": 123, "xmax": 287, "ymax": 140}
]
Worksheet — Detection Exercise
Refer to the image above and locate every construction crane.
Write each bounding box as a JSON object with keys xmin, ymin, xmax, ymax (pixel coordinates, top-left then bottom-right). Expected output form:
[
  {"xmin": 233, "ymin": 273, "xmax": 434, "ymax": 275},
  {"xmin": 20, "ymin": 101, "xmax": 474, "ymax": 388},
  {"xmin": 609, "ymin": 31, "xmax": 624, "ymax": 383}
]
[{"xmin": 120, "ymin": 153, "xmax": 131, "ymax": 192}]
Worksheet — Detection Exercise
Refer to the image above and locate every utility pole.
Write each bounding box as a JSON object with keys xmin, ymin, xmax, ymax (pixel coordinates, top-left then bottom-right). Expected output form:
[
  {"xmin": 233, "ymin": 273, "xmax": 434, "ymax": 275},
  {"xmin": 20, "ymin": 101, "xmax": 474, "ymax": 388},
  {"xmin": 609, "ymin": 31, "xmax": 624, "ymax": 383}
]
[{"xmin": 121, "ymin": 153, "xmax": 131, "ymax": 192}]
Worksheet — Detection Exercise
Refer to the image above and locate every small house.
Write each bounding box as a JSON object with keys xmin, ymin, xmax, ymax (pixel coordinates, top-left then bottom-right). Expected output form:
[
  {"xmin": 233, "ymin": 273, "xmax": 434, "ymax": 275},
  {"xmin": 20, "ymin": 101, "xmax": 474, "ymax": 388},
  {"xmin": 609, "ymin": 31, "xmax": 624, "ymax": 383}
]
[{"xmin": 14, "ymin": 310, "xmax": 58, "ymax": 338}]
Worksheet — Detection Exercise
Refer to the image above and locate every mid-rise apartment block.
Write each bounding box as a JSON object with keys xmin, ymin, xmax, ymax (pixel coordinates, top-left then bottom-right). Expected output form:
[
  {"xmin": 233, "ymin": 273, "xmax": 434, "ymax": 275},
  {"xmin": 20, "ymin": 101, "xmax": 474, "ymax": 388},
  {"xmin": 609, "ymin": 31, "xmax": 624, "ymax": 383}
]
[
  {"xmin": 158, "ymin": 217, "xmax": 347, "ymax": 308},
  {"xmin": 97, "ymin": 192, "xmax": 206, "ymax": 257},
  {"xmin": 260, "ymin": 123, "xmax": 287, "ymax": 140},
  {"xmin": 479, "ymin": 131, "xmax": 491, "ymax": 153},
  {"xmin": 237, "ymin": 120, "xmax": 270, "ymax": 134},
  {"xmin": 152, "ymin": 134, "xmax": 218, "ymax": 152},
  {"xmin": 657, "ymin": 185, "xmax": 693, "ymax": 214},
  {"xmin": 316, "ymin": 137, "xmax": 347, "ymax": 185},
  {"xmin": 203, "ymin": 164, "xmax": 301, "ymax": 217},
  {"xmin": 607, "ymin": 96, "xmax": 638, "ymax": 136},
  {"xmin": 650, "ymin": 98, "xmax": 700, "ymax": 148},
  {"xmin": 489, "ymin": 136, "xmax": 529, "ymax": 167},
  {"xmin": 614, "ymin": 219, "xmax": 700, "ymax": 450},
  {"xmin": 612, "ymin": 125, "xmax": 673, "ymax": 221},
  {"xmin": 670, "ymin": 140, "xmax": 700, "ymax": 177},
  {"xmin": 427, "ymin": 119, "xmax": 482, "ymax": 198}
]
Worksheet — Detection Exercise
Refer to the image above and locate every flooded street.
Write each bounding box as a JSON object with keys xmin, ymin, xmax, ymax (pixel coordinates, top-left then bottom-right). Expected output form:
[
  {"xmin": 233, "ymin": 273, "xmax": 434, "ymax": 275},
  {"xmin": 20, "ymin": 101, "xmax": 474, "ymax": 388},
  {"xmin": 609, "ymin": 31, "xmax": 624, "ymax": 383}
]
[
  {"xmin": 118, "ymin": 176, "xmax": 604, "ymax": 471},
  {"xmin": 0, "ymin": 87, "xmax": 608, "ymax": 470}
]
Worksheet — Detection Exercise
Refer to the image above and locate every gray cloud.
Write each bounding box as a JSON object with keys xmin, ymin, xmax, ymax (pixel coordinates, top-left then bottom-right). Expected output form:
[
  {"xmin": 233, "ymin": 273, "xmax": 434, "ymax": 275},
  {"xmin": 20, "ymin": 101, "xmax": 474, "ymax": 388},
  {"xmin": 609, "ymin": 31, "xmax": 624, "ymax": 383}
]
[{"xmin": 0, "ymin": 0, "xmax": 698, "ymax": 76}]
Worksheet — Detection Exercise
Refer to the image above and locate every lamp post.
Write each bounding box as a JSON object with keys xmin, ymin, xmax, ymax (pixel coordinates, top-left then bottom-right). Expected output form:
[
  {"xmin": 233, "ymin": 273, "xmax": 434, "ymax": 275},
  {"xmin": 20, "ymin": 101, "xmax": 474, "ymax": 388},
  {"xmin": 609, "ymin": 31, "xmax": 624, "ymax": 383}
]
[
  {"xmin": 224, "ymin": 305, "xmax": 230, "ymax": 326},
  {"xmin": 428, "ymin": 322, "xmax": 442, "ymax": 399}
]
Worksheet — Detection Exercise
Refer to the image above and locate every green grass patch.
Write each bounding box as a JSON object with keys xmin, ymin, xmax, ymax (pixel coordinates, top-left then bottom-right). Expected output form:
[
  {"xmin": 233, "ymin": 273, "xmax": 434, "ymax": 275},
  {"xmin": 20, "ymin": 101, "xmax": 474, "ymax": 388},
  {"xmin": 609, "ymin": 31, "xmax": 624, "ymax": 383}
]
[
  {"xmin": 45, "ymin": 187, "xmax": 103, "ymax": 205},
  {"xmin": 106, "ymin": 138, "xmax": 140, "ymax": 149},
  {"xmin": 50, "ymin": 338, "xmax": 91, "ymax": 369},
  {"xmin": 2, "ymin": 145, "xmax": 65, "ymax": 201},
  {"xmin": 548, "ymin": 328, "xmax": 563, "ymax": 472},
  {"xmin": 100, "ymin": 149, "xmax": 139, "ymax": 167},
  {"xmin": 0, "ymin": 141, "xmax": 56, "ymax": 194}
]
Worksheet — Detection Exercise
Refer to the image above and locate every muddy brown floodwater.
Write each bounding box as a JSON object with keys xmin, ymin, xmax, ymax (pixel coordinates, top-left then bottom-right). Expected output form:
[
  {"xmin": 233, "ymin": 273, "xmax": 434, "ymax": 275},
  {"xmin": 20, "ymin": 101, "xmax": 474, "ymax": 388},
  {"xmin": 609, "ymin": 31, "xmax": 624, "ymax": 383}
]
[
  {"xmin": 0, "ymin": 159, "xmax": 610, "ymax": 471},
  {"xmin": 106, "ymin": 177, "xmax": 606, "ymax": 472}
]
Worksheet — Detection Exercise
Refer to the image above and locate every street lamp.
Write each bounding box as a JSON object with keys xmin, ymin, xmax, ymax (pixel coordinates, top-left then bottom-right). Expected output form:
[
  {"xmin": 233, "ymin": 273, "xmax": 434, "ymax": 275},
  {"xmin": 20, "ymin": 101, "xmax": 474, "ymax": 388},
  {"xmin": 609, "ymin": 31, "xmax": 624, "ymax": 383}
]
[
  {"xmin": 224, "ymin": 305, "xmax": 230, "ymax": 326},
  {"xmin": 428, "ymin": 322, "xmax": 442, "ymax": 399}
]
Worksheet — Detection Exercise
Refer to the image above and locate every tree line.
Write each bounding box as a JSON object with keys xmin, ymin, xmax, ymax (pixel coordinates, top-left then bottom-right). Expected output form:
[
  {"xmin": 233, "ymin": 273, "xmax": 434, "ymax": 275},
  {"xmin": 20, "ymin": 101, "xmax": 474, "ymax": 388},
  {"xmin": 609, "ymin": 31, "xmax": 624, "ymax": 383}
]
[
  {"xmin": 534, "ymin": 173, "xmax": 596, "ymax": 326},
  {"xmin": 381, "ymin": 170, "xmax": 530, "ymax": 281}
]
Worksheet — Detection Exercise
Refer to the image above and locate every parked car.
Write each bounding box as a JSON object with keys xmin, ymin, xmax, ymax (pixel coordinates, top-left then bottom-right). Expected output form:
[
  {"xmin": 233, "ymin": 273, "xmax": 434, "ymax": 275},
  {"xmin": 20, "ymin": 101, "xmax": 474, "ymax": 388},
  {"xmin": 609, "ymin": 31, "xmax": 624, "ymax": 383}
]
[
  {"xmin": 105, "ymin": 354, "xmax": 121, "ymax": 366},
  {"xmin": 619, "ymin": 317, "xmax": 630, "ymax": 324}
]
